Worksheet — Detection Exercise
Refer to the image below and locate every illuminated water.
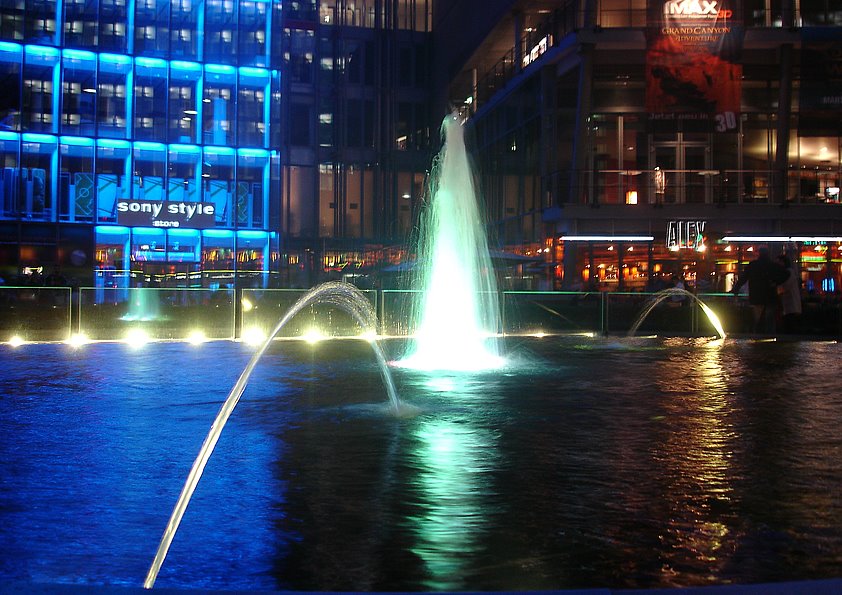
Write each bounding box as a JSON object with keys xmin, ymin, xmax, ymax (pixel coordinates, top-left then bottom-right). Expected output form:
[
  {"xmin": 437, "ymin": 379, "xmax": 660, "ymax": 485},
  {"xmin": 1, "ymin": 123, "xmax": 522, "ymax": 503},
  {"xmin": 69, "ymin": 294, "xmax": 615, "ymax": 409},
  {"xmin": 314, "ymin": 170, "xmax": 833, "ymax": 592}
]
[
  {"xmin": 401, "ymin": 113, "xmax": 502, "ymax": 371},
  {"xmin": 629, "ymin": 288, "xmax": 727, "ymax": 340},
  {"xmin": 2, "ymin": 337, "xmax": 842, "ymax": 591},
  {"xmin": 144, "ymin": 281, "xmax": 406, "ymax": 588}
]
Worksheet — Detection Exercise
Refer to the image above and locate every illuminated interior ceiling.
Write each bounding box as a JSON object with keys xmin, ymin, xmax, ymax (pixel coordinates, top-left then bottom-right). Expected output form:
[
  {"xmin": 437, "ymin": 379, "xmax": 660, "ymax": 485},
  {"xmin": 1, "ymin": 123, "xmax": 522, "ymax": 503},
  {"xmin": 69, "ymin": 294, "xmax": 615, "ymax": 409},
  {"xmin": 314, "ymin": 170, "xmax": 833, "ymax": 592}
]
[{"xmin": 450, "ymin": 0, "xmax": 559, "ymax": 103}]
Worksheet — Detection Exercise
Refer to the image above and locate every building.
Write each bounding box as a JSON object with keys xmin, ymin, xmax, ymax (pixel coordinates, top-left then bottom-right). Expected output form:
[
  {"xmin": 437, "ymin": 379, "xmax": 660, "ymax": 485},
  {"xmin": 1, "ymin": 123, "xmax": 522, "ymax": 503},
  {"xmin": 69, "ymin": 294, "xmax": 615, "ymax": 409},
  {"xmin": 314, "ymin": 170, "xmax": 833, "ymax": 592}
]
[
  {"xmin": 0, "ymin": 0, "xmax": 433, "ymax": 293},
  {"xmin": 436, "ymin": 0, "xmax": 842, "ymax": 295}
]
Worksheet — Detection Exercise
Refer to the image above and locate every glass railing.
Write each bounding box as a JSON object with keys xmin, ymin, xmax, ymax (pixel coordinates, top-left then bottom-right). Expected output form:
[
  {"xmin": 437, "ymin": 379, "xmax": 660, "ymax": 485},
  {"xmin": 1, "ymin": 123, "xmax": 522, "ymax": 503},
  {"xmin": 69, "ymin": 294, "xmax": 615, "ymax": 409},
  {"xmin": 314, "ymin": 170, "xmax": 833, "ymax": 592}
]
[
  {"xmin": 0, "ymin": 286, "xmax": 72, "ymax": 342},
  {"xmin": 1, "ymin": 287, "xmax": 840, "ymax": 343},
  {"xmin": 77, "ymin": 287, "xmax": 236, "ymax": 341}
]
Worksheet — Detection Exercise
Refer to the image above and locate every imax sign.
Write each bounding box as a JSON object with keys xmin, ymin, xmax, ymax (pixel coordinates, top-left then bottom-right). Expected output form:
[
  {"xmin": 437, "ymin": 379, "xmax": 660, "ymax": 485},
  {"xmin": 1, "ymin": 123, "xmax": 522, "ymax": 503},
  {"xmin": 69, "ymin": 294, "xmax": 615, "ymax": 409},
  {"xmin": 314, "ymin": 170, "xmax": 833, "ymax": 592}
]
[{"xmin": 663, "ymin": 0, "xmax": 732, "ymax": 18}]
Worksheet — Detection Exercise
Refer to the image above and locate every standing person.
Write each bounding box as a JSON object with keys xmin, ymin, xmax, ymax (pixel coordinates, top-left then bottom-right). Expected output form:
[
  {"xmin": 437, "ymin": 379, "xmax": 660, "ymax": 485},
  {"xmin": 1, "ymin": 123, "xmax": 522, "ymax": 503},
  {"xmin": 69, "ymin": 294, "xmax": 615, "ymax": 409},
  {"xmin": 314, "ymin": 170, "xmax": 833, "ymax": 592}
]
[
  {"xmin": 732, "ymin": 246, "xmax": 790, "ymax": 333},
  {"xmin": 776, "ymin": 254, "xmax": 802, "ymax": 333}
]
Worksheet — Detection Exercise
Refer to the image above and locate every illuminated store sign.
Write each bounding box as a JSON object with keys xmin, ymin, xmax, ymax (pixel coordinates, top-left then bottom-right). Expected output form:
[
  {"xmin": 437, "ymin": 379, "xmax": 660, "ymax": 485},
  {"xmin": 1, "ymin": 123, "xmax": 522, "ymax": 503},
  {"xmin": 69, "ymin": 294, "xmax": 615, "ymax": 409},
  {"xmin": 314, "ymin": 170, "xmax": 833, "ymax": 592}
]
[
  {"xmin": 663, "ymin": 0, "xmax": 731, "ymax": 19},
  {"xmin": 522, "ymin": 35, "xmax": 552, "ymax": 68},
  {"xmin": 666, "ymin": 220, "xmax": 705, "ymax": 250},
  {"xmin": 116, "ymin": 199, "xmax": 216, "ymax": 228}
]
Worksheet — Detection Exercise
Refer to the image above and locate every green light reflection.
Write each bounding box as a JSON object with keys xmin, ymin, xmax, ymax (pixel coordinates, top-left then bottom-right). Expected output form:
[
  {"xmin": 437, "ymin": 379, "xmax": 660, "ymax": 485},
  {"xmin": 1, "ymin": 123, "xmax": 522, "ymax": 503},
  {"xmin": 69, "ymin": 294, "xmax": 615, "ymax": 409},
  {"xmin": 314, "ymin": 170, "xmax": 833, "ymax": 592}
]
[{"xmin": 410, "ymin": 411, "xmax": 499, "ymax": 590}]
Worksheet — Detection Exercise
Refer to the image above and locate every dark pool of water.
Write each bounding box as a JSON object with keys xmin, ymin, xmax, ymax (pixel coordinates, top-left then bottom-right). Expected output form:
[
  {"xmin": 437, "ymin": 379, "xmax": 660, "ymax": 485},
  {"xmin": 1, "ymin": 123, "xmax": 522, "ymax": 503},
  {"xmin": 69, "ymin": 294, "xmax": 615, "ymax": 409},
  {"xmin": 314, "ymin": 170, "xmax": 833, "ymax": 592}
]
[{"xmin": 1, "ymin": 336, "xmax": 841, "ymax": 592}]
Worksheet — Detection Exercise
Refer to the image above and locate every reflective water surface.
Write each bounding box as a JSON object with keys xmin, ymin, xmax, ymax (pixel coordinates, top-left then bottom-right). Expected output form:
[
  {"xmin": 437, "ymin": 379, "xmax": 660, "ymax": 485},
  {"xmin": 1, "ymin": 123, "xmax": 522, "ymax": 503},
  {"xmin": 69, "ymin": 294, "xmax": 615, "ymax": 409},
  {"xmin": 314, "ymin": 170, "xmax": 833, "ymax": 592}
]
[{"xmin": 1, "ymin": 337, "xmax": 841, "ymax": 591}]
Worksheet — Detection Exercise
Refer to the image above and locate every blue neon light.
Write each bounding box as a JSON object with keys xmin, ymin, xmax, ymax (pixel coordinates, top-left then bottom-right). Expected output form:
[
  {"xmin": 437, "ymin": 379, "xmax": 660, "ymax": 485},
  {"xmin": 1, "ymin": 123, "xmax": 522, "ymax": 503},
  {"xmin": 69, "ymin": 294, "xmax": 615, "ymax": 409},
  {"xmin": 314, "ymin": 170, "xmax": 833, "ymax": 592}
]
[
  {"xmin": 134, "ymin": 141, "xmax": 166, "ymax": 152},
  {"xmin": 98, "ymin": 139, "xmax": 131, "ymax": 149},
  {"xmin": 171, "ymin": 60, "xmax": 202, "ymax": 72},
  {"xmin": 0, "ymin": 41, "xmax": 22, "ymax": 54},
  {"xmin": 238, "ymin": 148, "xmax": 269, "ymax": 158},
  {"xmin": 100, "ymin": 53, "xmax": 132, "ymax": 66},
  {"xmin": 96, "ymin": 225, "xmax": 131, "ymax": 235},
  {"xmin": 170, "ymin": 144, "xmax": 201, "ymax": 154},
  {"xmin": 237, "ymin": 230, "xmax": 268, "ymax": 239},
  {"xmin": 203, "ymin": 229, "xmax": 235, "ymax": 238},
  {"xmin": 168, "ymin": 228, "xmax": 200, "ymax": 237},
  {"xmin": 60, "ymin": 136, "xmax": 95, "ymax": 147},
  {"xmin": 204, "ymin": 146, "xmax": 235, "ymax": 156},
  {"xmin": 22, "ymin": 133, "xmax": 57, "ymax": 144},
  {"xmin": 0, "ymin": 131, "xmax": 18, "ymax": 141},
  {"xmin": 62, "ymin": 49, "xmax": 96, "ymax": 62},
  {"xmin": 205, "ymin": 64, "xmax": 236, "ymax": 75},
  {"xmin": 135, "ymin": 57, "xmax": 167, "ymax": 69},
  {"xmin": 238, "ymin": 66, "xmax": 270, "ymax": 79},
  {"xmin": 24, "ymin": 44, "xmax": 60, "ymax": 59}
]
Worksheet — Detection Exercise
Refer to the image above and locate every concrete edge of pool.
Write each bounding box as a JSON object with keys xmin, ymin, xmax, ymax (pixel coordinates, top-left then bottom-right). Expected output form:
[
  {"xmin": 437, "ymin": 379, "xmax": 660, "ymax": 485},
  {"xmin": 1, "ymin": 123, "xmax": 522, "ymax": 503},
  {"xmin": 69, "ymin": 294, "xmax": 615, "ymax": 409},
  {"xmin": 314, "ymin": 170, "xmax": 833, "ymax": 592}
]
[{"xmin": 3, "ymin": 578, "xmax": 842, "ymax": 595}]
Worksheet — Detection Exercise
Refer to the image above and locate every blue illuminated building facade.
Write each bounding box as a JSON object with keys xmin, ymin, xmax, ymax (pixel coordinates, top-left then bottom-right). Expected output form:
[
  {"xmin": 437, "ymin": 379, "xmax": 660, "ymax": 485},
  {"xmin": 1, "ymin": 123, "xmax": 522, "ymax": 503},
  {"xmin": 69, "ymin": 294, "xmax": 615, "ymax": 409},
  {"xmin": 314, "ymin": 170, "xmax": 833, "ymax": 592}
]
[{"xmin": 0, "ymin": 0, "xmax": 432, "ymax": 290}]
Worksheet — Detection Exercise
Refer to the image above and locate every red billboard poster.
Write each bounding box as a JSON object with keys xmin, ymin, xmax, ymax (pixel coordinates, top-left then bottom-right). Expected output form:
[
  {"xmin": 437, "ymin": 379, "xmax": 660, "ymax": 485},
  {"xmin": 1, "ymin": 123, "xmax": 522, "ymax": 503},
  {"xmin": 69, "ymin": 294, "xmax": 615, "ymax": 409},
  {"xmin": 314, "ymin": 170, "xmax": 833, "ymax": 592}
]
[{"xmin": 646, "ymin": 0, "xmax": 743, "ymax": 130}]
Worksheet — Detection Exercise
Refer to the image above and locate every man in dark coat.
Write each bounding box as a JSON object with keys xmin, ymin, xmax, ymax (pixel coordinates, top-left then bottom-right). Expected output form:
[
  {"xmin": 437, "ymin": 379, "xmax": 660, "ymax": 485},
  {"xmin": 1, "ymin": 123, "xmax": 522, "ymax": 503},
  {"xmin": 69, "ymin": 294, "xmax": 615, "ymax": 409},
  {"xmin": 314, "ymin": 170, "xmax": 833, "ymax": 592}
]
[{"xmin": 732, "ymin": 246, "xmax": 790, "ymax": 333}]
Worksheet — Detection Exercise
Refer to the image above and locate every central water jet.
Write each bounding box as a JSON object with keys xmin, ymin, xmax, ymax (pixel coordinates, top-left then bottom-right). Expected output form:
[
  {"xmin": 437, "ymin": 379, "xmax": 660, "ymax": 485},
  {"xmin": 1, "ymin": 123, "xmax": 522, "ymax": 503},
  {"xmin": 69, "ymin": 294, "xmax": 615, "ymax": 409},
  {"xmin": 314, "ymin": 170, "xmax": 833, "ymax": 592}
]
[{"xmin": 400, "ymin": 113, "xmax": 504, "ymax": 371}]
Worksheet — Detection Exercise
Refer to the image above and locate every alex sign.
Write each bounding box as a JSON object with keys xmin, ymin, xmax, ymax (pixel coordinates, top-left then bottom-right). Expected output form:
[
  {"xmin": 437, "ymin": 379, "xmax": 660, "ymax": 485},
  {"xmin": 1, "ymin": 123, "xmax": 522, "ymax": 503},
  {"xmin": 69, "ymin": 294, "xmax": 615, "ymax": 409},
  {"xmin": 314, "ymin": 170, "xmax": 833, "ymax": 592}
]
[
  {"xmin": 667, "ymin": 220, "xmax": 705, "ymax": 250},
  {"xmin": 117, "ymin": 199, "xmax": 216, "ymax": 228}
]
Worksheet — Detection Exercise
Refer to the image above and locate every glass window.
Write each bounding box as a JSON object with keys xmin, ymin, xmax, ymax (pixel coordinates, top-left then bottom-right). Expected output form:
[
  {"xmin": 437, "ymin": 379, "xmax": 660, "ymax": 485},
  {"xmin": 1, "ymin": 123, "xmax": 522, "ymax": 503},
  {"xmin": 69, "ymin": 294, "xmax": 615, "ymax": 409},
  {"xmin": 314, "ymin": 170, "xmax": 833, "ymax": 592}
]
[
  {"xmin": 95, "ymin": 139, "xmax": 130, "ymax": 222},
  {"xmin": 345, "ymin": 165, "xmax": 360, "ymax": 237},
  {"xmin": 167, "ymin": 228, "xmax": 200, "ymax": 262},
  {"xmin": 238, "ymin": 67, "xmax": 268, "ymax": 148},
  {"xmin": 25, "ymin": 0, "xmax": 57, "ymax": 44},
  {"xmin": 20, "ymin": 133, "xmax": 56, "ymax": 219},
  {"xmin": 98, "ymin": 0, "xmax": 127, "ymax": 52},
  {"xmin": 318, "ymin": 163, "xmax": 333, "ymax": 236},
  {"xmin": 97, "ymin": 53, "xmax": 130, "ymax": 138},
  {"xmin": 239, "ymin": 0, "xmax": 269, "ymax": 67},
  {"xmin": 62, "ymin": 0, "xmax": 98, "ymax": 48},
  {"xmin": 59, "ymin": 137, "xmax": 93, "ymax": 221},
  {"xmin": 285, "ymin": 164, "xmax": 314, "ymax": 237},
  {"xmin": 133, "ymin": 58, "xmax": 167, "ymax": 141},
  {"xmin": 236, "ymin": 230, "xmax": 268, "ymax": 287},
  {"xmin": 284, "ymin": 28, "xmax": 314, "ymax": 84},
  {"xmin": 236, "ymin": 149, "xmax": 267, "ymax": 228},
  {"xmin": 202, "ymin": 64, "xmax": 235, "ymax": 146},
  {"xmin": 0, "ymin": 44, "xmax": 22, "ymax": 131},
  {"xmin": 205, "ymin": 0, "xmax": 237, "ymax": 63},
  {"xmin": 95, "ymin": 225, "xmax": 130, "ymax": 296},
  {"xmin": 168, "ymin": 61, "xmax": 201, "ymax": 143},
  {"xmin": 202, "ymin": 146, "xmax": 234, "ymax": 226},
  {"xmin": 131, "ymin": 226, "xmax": 166, "ymax": 263},
  {"xmin": 201, "ymin": 229, "xmax": 234, "ymax": 288},
  {"xmin": 22, "ymin": 45, "xmax": 58, "ymax": 133},
  {"xmin": 60, "ymin": 49, "xmax": 96, "ymax": 136},
  {"xmin": 1, "ymin": 0, "xmax": 25, "ymax": 40},
  {"xmin": 289, "ymin": 101, "xmax": 310, "ymax": 146},
  {"xmin": 168, "ymin": 144, "xmax": 200, "ymax": 203},
  {"xmin": 0, "ymin": 134, "xmax": 21, "ymax": 217},
  {"xmin": 170, "ymin": 0, "xmax": 200, "ymax": 60},
  {"xmin": 132, "ymin": 142, "xmax": 165, "ymax": 202},
  {"xmin": 134, "ymin": 0, "xmax": 169, "ymax": 57}
]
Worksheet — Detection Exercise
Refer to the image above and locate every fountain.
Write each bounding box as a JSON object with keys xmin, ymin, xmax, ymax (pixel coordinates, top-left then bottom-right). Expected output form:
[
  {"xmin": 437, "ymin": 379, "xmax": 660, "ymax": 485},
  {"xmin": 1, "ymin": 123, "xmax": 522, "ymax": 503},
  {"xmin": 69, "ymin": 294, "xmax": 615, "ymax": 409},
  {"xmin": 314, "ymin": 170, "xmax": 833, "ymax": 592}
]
[
  {"xmin": 627, "ymin": 287, "xmax": 727, "ymax": 340},
  {"xmin": 121, "ymin": 287, "xmax": 162, "ymax": 322},
  {"xmin": 399, "ymin": 113, "xmax": 504, "ymax": 372},
  {"xmin": 144, "ymin": 281, "xmax": 409, "ymax": 589}
]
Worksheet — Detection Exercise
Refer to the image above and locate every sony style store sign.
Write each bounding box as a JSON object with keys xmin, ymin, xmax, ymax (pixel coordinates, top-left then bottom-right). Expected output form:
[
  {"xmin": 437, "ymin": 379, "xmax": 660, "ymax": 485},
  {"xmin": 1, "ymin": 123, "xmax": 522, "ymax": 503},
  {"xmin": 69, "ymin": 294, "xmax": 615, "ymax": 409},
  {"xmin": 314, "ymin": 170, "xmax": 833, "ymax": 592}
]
[{"xmin": 116, "ymin": 199, "xmax": 215, "ymax": 228}]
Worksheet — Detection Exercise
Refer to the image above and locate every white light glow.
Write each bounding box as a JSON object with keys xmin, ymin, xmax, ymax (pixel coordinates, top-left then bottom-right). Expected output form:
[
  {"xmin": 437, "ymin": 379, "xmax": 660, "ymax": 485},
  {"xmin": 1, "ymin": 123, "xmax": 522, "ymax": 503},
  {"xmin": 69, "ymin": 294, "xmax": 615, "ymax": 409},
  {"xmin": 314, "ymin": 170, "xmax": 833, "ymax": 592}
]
[
  {"xmin": 66, "ymin": 333, "xmax": 90, "ymax": 348},
  {"xmin": 561, "ymin": 235, "xmax": 655, "ymax": 242},
  {"xmin": 124, "ymin": 328, "xmax": 151, "ymax": 348},
  {"xmin": 8, "ymin": 335, "xmax": 24, "ymax": 347},
  {"xmin": 302, "ymin": 329, "xmax": 325, "ymax": 344},
  {"xmin": 241, "ymin": 297, "xmax": 254, "ymax": 312},
  {"xmin": 187, "ymin": 330, "xmax": 207, "ymax": 345},
  {"xmin": 241, "ymin": 327, "xmax": 266, "ymax": 346}
]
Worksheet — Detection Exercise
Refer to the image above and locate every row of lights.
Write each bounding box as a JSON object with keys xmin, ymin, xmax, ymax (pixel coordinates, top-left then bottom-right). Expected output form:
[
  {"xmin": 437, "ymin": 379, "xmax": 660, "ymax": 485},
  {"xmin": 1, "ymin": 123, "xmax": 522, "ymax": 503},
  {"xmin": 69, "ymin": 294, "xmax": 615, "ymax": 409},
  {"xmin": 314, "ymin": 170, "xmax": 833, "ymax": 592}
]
[{"xmin": 2, "ymin": 328, "xmax": 346, "ymax": 349}]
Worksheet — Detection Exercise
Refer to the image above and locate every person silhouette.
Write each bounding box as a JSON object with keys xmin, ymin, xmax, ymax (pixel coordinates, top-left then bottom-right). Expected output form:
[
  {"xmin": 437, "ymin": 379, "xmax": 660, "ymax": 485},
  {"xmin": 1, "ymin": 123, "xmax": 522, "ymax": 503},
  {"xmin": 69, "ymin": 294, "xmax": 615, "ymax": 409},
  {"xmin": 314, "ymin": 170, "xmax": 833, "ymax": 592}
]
[{"xmin": 732, "ymin": 246, "xmax": 790, "ymax": 333}]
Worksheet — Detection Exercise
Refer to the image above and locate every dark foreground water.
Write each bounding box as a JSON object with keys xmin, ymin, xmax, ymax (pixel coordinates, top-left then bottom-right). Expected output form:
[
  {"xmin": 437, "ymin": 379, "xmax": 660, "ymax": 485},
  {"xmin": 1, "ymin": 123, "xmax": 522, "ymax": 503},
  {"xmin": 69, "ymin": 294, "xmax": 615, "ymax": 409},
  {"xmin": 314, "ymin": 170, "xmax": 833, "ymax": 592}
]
[{"xmin": 1, "ymin": 336, "xmax": 841, "ymax": 592}]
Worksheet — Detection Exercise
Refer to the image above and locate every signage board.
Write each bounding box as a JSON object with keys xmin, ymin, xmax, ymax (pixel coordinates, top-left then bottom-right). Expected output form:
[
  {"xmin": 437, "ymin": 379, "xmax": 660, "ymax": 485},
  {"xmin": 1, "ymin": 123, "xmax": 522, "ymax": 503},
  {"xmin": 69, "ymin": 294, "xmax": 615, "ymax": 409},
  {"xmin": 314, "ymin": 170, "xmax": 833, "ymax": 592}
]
[{"xmin": 116, "ymin": 199, "xmax": 216, "ymax": 228}]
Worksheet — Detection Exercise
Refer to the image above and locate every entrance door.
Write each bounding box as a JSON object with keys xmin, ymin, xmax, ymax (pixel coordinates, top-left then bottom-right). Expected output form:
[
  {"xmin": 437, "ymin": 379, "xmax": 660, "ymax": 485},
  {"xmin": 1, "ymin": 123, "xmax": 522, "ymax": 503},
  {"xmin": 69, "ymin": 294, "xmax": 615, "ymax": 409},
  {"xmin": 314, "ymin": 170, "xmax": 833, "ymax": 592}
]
[{"xmin": 651, "ymin": 134, "xmax": 712, "ymax": 204}]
